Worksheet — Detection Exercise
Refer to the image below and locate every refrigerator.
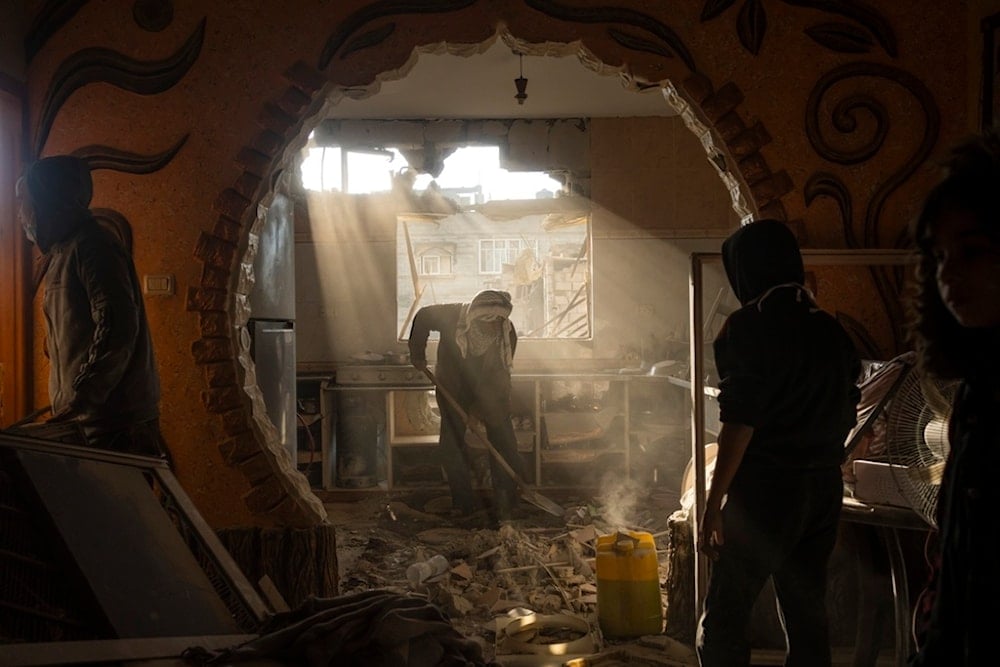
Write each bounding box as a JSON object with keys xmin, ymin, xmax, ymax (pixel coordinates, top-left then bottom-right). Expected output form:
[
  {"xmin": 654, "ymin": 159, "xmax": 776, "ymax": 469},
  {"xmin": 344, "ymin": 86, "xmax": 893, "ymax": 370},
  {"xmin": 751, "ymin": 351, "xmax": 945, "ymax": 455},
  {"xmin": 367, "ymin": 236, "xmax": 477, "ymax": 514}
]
[{"xmin": 247, "ymin": 193, "xmax": 297, "ymax": 462}]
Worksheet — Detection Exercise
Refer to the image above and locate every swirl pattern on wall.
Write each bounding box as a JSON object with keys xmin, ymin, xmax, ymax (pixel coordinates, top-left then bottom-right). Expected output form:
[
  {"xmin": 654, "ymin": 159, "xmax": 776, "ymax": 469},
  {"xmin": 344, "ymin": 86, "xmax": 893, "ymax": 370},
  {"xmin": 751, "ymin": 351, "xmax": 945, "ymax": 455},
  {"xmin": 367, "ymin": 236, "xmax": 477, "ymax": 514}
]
[
  {"xmin": 33, "ymin": 18, "xmax": 205, "ymax": 155},
  {"xmin": 24, "ymin": 0, "xmax": 91, "ymax": 63},
  {"xmin": 22, "ymin": 0, "xmax": 949, "ymax": 525},
  {"xmin": 319, "ymin": 0, "xmax": 478, "ymax": 69},
  {"xmin": 133, "ymin": 0, "xmax": 175, "ymax": 32},
  {"xmin": 805, "ymin": 62, "xmax": 939, "ymax": 247},
  {"xmin": 526, "ymin": 0, "xmax": 698, "ymax": 72},
  {"xmin": 804, "ymin": 61, "xmax": 940, "ymax": 354},
  {"xmin": 700, "ymin": 0, "xmax": 897, "ymax": 57},
  {"xmin": 71, "ymin": 134, "xmax": 190, "ymax": 174}
]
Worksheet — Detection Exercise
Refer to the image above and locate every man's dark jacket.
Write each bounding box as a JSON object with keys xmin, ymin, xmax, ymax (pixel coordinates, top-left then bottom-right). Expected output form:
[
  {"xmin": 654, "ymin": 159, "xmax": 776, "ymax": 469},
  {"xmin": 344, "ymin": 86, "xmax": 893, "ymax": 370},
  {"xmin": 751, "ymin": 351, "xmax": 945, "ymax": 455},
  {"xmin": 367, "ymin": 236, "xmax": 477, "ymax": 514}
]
[{"xmin": 27, "ymin": 156, "xmax": 160, "ymax": 431}]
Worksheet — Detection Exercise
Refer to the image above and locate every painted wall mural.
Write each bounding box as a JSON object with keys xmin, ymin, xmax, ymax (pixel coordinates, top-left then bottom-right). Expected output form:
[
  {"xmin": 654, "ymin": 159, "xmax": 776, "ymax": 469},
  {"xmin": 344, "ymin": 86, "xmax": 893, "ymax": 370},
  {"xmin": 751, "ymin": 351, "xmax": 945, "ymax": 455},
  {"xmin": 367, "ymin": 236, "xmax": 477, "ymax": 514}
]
[
  {"xmin": 32, "ymin": 17, "xmax": 203, "ymax": 155},
  {"xmin": 17, "ymin": 1, "xmax": 966, "ymax": 528},
  {"xmin": 804, "ymin": 62, "xmax": 940, "ymax": 355},
  {"xmin": 699, "ymin": 0, "xmax": 897, "ymax": 57}
]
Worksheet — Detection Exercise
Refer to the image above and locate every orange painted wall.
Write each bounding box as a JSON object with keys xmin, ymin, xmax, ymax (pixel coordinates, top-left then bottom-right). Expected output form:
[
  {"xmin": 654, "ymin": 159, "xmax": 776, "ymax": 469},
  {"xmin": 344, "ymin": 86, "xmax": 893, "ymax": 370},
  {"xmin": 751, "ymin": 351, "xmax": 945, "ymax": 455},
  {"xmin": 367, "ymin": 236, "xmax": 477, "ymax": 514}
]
[{"xmin": 2, "ymin": 1, "xmax": 991, "ymax": 527}]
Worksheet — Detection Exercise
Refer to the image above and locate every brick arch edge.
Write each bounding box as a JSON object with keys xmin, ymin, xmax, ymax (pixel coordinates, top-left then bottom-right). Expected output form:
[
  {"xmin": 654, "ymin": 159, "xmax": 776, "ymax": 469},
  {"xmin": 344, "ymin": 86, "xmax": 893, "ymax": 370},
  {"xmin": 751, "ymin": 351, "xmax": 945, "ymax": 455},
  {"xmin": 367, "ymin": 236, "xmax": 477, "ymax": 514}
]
[{"xmin": 186, "ymin": 55, "xmax": 795, "ymax": 528}]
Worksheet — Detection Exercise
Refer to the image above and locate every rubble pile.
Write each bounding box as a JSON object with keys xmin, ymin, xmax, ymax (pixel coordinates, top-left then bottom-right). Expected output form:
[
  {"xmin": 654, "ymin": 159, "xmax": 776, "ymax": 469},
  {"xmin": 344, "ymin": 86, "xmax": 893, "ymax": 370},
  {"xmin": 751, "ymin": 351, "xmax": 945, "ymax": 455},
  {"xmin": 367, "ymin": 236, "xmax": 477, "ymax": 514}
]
[{"xmin": 331, "ymin": 488, "xmax": 688, "ymax": 663}]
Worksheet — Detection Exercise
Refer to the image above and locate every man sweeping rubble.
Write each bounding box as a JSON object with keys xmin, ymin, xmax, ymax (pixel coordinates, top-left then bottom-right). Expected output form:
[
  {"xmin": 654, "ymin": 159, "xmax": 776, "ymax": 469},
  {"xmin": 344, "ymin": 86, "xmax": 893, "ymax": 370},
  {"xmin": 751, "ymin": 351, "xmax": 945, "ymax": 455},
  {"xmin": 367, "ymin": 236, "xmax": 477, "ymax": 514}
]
[{"xmin": 409, "ymin": 289, "xmax": 524, "ymax": 524}]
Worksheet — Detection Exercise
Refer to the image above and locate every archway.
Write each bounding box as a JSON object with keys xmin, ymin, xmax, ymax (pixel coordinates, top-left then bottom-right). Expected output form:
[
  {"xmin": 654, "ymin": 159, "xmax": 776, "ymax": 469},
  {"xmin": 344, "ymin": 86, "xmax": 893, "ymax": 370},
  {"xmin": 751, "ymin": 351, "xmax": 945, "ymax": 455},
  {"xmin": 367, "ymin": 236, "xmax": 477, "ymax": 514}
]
[{"xmin": 190, "ymin": 11, "xmax": 791, "ymax": 528}]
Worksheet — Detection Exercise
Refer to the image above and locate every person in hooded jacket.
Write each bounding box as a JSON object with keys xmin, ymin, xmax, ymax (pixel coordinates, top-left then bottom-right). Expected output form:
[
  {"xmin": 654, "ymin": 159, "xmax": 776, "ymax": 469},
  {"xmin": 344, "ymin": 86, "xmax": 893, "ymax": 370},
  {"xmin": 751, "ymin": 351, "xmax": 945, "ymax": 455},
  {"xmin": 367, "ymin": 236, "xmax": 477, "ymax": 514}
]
[
  {"xmin": 16, "ymin": 155, "xmax": 168, "ymax": 461},
  {"xmin": 697, "ymin": 219, "xmax": 861, "ymax": 667},
  {"xmin": 409, "ymin": 290, "xmax": 523, "ymax": 521}
]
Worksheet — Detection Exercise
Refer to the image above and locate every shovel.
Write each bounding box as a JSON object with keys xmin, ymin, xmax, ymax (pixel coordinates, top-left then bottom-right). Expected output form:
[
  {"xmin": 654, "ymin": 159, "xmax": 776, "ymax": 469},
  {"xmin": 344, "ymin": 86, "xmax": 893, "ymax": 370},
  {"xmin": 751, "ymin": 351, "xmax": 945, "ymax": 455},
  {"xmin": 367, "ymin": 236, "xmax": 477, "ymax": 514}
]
[{"xmin": 421, "ymin": 368, "xmax": 564, "ymax": 517}]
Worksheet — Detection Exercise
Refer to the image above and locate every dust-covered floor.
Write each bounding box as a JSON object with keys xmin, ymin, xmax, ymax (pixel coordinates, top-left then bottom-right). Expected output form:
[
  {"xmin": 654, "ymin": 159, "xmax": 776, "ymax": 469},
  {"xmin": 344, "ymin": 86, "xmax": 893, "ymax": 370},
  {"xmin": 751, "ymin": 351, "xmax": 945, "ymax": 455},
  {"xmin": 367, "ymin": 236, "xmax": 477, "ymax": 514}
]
[{"xmin": 323, "ymin": 480, "xmax": 699, "ymax": 666}]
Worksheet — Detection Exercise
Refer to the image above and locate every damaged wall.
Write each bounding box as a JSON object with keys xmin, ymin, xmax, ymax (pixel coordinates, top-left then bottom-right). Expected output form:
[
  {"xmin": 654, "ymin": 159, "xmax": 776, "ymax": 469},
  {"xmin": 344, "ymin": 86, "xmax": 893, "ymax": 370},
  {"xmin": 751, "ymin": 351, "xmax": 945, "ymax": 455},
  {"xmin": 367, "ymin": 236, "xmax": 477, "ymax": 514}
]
[
  {"xmin": 3, "ymin": 1, "xmax": 993, "ymax": 528},
  {"xmin": 295, "ymin": 115, "xmax": 736, "ymax": 368},
  {"xmin": 315, "ymin": 118, "xmax": 592, "ymax": 183}
]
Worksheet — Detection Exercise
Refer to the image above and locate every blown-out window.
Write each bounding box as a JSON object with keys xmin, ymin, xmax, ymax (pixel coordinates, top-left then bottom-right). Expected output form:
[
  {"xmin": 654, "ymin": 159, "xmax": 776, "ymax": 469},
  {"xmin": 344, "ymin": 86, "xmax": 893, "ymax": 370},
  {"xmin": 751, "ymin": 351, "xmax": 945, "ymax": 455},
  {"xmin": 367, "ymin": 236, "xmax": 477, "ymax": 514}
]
[
  {"xmin": 479, "ymin": 239, "xmax": 538, "ymax": 275},
  {"xmin": 299, "ymin": 140, "xmax": 593, "ymax": 341},
  {"xmin": 398, "ymin": 209, "xmax": 591, "ymax": 341},
  {"xmin": 392, "ymin": 146, "xmax": 591, "ymax": 340}
]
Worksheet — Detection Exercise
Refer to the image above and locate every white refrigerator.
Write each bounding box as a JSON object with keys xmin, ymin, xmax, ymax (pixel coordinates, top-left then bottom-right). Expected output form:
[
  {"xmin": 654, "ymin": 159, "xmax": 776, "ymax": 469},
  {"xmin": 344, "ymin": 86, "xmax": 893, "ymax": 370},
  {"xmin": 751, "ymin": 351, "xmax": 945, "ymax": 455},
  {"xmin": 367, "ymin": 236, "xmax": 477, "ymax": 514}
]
[{"xmin": 247, "ymin": 193, "xmax": 297, "ymax": 462}]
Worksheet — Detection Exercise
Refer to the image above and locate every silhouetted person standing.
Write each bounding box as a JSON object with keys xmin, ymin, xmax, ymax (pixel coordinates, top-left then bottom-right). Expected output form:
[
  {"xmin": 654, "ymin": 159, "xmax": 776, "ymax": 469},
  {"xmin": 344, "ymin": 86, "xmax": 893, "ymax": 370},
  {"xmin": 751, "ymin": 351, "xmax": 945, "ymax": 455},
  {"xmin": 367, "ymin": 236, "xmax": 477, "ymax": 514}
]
[
  {"xmin": 16, "ymin": 156, "xmax": 168, "ymax": 460},
  {"xmin": 409, "ymin": 290, "xmax": 522, "ymax": 521},
  {"xmin": 697, "ymin": 219, "xmax": 861, "ymax": 666}
]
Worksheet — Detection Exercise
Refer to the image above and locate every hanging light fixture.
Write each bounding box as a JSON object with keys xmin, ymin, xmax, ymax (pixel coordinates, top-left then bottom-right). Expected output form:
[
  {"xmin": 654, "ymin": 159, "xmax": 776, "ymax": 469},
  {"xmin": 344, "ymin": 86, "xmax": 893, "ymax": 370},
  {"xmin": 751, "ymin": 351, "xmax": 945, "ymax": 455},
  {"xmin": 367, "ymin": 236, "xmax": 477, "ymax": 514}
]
[{"xmin": 514, "ymin": 52, "xmax": 528, "ymax": 105}]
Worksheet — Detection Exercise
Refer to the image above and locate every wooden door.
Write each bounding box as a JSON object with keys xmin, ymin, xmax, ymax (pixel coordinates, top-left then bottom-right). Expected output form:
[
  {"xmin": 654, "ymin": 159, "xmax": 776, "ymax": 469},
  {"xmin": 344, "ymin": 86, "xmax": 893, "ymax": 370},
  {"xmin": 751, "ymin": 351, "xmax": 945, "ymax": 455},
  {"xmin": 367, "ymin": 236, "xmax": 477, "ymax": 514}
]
[{"xmin": 0, "ymin": 80, "xmax": 29, "ymax": 426}]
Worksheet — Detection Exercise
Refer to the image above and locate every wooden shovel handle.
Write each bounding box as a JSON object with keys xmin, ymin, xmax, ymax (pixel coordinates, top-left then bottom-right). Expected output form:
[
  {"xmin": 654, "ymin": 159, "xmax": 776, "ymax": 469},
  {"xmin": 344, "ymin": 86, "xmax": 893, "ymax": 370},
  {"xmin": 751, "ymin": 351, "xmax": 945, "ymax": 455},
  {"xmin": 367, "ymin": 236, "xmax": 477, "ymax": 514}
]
[
  {"xmin": 420, "ymin": 367, "xmax": 565, "ymax": 517},
  {"xmin": 421, "ymin": 368, "xmax": 525, "ymax": 486}
]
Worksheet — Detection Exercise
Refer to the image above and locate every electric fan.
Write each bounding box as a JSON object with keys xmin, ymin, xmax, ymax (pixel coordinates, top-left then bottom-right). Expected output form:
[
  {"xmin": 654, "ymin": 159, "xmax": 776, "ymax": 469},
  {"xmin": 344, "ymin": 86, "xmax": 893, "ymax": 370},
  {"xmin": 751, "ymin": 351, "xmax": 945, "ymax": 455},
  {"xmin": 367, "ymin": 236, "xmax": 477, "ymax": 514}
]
[{"xmin": 882, "ymin": 367, "xmax": 959, "ymax": 528}]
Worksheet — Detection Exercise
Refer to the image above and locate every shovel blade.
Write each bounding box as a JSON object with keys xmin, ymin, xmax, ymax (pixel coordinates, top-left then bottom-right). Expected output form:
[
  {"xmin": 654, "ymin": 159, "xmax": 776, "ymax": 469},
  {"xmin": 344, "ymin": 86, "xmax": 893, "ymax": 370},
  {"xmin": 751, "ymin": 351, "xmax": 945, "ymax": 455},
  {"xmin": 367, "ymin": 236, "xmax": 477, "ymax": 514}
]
[{"xmin": 521, "ymin": 488, "xmax": 564, "ymax": 517}]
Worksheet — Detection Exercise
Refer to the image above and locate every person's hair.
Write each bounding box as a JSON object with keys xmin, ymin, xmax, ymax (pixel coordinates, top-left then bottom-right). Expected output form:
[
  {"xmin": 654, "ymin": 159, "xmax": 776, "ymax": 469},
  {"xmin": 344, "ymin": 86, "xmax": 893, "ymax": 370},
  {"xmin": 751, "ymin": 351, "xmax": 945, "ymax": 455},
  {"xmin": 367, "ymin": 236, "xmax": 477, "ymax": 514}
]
[{"xmin": 906, "ymin": 130, "xmax": 1000, "ymax": 380}]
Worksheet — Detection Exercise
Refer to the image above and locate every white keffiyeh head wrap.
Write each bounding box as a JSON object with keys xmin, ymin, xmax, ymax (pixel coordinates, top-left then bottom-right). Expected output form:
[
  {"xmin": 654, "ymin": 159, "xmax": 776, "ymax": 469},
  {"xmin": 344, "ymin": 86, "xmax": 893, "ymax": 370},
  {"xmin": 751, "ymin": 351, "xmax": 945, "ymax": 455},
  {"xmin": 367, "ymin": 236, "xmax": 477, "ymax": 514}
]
[{"xmin": 455, "ymin": 290, "xmax": 514, "ymax": 369}]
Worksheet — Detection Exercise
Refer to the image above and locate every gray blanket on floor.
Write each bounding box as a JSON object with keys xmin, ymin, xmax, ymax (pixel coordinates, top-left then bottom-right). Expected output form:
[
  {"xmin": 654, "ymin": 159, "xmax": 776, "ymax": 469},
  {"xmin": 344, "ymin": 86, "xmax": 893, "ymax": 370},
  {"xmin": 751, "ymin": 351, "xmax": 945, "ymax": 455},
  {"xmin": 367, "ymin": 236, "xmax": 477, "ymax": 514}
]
[{"xmin": 185, "ymin": 589, "xmax": 495, "ymax": 666}]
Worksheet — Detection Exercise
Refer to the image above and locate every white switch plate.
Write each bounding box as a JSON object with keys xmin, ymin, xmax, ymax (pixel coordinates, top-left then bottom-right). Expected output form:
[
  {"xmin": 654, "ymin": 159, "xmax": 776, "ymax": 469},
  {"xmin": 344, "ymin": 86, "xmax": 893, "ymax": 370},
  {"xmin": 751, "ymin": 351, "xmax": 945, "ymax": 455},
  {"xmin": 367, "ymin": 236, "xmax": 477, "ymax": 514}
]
[{"xmin": 143, "ymin": 274, "xmax": 175, "ymax": 296}]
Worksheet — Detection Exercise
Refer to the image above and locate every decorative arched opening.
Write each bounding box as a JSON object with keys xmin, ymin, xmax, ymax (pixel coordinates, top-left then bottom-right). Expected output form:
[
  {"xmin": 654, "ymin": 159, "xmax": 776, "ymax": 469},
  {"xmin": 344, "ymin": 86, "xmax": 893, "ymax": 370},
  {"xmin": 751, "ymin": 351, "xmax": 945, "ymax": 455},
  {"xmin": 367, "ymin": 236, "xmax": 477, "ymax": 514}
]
[{"xmin": 189, "ymin": 16, "xmax": 793, "ymax": 528}]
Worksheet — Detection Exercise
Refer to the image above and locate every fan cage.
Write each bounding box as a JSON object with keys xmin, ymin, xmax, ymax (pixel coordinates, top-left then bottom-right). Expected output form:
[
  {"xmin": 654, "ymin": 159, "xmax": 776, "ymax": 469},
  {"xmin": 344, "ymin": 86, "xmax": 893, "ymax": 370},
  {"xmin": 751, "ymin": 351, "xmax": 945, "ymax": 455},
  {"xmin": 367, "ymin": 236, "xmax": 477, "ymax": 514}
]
[{"xmin": 883, "ymin": 372, "xmax": 958, "ymax": 528}]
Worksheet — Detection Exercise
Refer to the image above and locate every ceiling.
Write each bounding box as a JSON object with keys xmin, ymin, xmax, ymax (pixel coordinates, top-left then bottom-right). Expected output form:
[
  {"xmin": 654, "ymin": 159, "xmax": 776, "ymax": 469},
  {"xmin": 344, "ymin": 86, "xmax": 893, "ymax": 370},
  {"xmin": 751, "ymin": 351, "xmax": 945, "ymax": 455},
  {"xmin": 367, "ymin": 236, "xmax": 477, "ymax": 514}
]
[{"xmin": 327, "ymin": 38, "xmax": 677, "ymax": 120}]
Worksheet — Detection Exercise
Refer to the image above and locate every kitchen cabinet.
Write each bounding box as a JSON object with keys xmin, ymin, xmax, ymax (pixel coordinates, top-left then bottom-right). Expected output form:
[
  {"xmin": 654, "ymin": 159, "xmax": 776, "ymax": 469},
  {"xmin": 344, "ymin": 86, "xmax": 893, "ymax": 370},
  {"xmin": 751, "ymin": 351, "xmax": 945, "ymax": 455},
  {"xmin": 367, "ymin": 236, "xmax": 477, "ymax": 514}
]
[
  {"xmin": 295, "ymin": 378, "xmax": 325, "ymax": 488},
  {"xmin": 385, "ymin": 377, "xmax": 539, "ymax": 489},
  {"xmin": 319, "ymin": 365, "xmax": 428, "ymax": 490},
  {"xmin": 386, "ymin": 373, "xmax": 699, "ymax": 490},
  {"xmin": 316, "ymin": 366, "xmax": 710, "ymax": 493},
  {"xmin": 524, "ymin": 374, "xmax": 630, "ymax": 487}
]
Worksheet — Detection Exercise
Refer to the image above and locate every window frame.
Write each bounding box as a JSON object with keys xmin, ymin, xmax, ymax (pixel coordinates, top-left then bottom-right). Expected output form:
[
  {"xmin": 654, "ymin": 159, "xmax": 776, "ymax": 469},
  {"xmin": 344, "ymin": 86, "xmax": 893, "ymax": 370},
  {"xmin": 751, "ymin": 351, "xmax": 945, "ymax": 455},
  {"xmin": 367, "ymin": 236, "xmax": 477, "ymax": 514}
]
[{"xmin": 478, "ymin": 238, "xmax": 538, "ymax": 275}]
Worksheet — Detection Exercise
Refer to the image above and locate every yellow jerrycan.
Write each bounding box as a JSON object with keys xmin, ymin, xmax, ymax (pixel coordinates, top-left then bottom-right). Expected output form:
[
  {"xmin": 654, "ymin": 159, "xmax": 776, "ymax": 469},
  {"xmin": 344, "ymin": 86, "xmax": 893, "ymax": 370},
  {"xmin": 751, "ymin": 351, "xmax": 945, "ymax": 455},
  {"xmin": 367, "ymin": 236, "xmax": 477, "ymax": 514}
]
[{"xmin": 596, "ymin": 530, "xmax": 663, "ymax": 639}]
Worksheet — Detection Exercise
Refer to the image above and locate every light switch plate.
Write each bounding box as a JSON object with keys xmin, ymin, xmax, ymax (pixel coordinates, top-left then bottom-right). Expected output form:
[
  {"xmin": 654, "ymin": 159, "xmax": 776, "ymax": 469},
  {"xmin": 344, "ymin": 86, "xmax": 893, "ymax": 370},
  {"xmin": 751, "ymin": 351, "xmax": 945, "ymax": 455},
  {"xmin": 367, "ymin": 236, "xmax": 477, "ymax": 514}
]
[{"xmin": 143, "ymin": 274, "xmax": 175, "ymax": 296}]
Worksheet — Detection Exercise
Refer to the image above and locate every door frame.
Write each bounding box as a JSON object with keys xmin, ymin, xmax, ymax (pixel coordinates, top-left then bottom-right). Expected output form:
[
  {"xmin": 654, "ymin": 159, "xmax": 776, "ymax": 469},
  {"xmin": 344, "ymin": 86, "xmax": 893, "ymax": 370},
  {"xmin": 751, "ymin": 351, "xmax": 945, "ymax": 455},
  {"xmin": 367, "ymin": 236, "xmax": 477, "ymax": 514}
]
[{"xmin": 0, "ymin": 72, "xmax": 31, "ymax": 427}]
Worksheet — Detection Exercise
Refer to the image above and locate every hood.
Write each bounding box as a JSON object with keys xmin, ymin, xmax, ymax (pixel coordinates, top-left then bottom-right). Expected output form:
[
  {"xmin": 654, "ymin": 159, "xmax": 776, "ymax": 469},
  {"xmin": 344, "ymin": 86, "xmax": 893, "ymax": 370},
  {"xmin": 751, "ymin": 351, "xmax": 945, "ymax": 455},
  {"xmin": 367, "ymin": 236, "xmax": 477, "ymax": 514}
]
[
  {"xmin": 721, "ymin": 219, "xmax": 805, "ymax": 306},
  {"xmin": 23, "ymin": 156, "xmax": 94, "ymax": 253}
]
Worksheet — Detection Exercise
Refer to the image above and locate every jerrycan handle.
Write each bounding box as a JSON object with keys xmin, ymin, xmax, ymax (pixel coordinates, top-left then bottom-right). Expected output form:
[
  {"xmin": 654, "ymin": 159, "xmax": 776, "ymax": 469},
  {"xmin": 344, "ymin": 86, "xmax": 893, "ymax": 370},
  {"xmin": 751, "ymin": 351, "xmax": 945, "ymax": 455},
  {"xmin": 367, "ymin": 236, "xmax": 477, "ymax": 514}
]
[{"xmin": 613, "ymin": 531, "xmax": 640, "ymax": 554}]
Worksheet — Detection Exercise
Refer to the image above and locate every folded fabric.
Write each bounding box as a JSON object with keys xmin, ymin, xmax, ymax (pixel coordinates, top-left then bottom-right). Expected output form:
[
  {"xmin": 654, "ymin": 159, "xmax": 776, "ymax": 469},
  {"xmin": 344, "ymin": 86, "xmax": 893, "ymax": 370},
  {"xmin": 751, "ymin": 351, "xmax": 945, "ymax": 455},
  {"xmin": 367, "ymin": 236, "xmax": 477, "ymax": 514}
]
[{"xmin": 186, "ymin": 589, "xmax": 496, "ymax": 666}]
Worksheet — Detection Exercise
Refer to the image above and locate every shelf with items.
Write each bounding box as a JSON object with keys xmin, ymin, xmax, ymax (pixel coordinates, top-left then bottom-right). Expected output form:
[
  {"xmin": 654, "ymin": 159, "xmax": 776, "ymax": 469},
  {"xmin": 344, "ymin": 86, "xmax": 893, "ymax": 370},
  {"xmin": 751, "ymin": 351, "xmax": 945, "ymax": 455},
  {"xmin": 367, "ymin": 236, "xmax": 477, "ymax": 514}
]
[
  {"xmin": 625, "ymin": 376, "xmax": 696, "ymax": 490},
  {"xmin": 296, "ymin": 413, "xmax": 324, "ymax": 466},
  {"xmin": 385, "ymin": 387, "xmax": 439, "ymax": 489},
  {"xmin": 382, "ymin": 372, "xmax": 695, "ymax": 491},
  {"xmin": 295, "ymin": 378, "xmax": 327, "ymax": 488},
  {"xmin": 313, "ymin": 366, "xmax": 707, "ymax": 495},
  {"xmin": 385, "ymin": 383, "xmax": 538, "ymax": 489},
  {"xmin": 520, "ymin": 374, "xmax": 629, "ymax": 487},
  {"xmin": 523, "ymin": 372, "xmax": 710, "ymax": 491}
]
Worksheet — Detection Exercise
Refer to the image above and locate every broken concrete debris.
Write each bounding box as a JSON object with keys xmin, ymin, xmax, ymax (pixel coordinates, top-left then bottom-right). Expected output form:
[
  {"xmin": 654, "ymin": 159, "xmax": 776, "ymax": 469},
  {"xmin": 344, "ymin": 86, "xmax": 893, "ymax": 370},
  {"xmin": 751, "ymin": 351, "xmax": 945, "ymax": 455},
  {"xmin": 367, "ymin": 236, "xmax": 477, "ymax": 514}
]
[{"xmin": 329, "ymin": 489, "xmax": 693, "ymax": 664}]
